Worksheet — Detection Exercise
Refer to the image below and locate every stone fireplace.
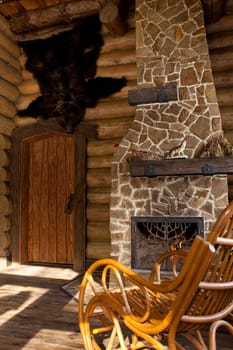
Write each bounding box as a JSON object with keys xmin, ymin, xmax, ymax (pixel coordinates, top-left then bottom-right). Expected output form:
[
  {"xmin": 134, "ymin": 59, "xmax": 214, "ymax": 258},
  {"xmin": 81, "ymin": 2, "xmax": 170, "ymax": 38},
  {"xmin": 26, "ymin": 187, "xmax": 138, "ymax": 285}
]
[
  {"xmin": 110, "ymin": 0, "xmax": 229, "ymax": 267},
  {"xmin": 131, "ymin": 216, "xmax": 204, "ymax": 271}
]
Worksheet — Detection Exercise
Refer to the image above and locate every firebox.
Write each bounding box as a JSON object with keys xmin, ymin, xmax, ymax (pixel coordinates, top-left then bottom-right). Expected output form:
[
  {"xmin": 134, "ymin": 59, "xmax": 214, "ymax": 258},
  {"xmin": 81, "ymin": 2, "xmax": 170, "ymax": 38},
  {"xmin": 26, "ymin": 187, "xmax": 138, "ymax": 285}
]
[{"xmin": 131, "ymin": 216, "xmax": 204, "ymax": 271}]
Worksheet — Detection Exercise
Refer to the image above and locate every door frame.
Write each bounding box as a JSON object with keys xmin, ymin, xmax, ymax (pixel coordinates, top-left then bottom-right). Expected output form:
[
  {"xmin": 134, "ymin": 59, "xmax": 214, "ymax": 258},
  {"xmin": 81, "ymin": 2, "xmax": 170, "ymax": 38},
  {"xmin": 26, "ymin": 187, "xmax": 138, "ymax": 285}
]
[{"xmin": 11, "ymin": 119, "xmax": 97, "ymax": 272}]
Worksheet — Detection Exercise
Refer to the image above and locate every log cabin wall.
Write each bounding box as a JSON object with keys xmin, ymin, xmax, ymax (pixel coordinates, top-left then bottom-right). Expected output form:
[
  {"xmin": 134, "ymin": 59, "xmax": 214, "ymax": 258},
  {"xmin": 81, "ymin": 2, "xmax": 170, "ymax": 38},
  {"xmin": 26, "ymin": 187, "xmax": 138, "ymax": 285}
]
[
  {"xmin": 206, "ymin": 7, "xmax": 233, "ymax": 200},
  {"xmin": 0, "ymin": 14, "xmax": 21, "ymax": 268},
  {"xmin": 84, "ymin": 14, "xmax": 136, "ymax": 260},
  {"xmin": 14, "ymin": 10, "xmax": 136, "ymax": 263}
]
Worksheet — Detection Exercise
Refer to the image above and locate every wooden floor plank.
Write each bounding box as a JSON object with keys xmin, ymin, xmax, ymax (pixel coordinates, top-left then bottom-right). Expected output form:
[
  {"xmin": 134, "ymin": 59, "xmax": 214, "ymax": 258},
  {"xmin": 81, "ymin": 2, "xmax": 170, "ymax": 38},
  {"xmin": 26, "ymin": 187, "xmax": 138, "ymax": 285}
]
[
  {"xmin": 0, "ymin": 265, "xmax": 82, "ymax": 350},
  {"xmin": 0, "ymin": 264, "xmax": 232, "ymax": 350}
]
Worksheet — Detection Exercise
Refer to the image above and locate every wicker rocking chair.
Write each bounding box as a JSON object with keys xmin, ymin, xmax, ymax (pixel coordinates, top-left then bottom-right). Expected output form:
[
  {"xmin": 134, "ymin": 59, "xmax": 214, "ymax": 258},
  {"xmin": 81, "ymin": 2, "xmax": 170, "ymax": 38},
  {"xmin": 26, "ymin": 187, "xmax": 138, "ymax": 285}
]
[{"xmin": 78, "ymin": 202, "xmax": 233, "ymax": 350}]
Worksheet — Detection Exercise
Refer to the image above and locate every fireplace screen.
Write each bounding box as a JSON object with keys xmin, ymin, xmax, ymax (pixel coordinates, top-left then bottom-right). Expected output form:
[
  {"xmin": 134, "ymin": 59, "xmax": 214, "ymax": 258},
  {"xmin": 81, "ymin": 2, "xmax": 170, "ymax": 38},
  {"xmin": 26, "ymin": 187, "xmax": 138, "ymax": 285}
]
[{"xmin": 131, "ymin": 216, "xmax": 204, "ymax": 271}]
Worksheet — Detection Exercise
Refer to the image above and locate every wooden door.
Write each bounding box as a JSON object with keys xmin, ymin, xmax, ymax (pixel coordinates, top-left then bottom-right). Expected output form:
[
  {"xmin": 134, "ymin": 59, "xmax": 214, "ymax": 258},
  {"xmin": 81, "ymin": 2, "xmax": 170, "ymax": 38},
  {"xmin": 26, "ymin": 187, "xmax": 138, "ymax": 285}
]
[{"xmin": 22, "ymin": 133, "xmax": 75, "ymax": 265}]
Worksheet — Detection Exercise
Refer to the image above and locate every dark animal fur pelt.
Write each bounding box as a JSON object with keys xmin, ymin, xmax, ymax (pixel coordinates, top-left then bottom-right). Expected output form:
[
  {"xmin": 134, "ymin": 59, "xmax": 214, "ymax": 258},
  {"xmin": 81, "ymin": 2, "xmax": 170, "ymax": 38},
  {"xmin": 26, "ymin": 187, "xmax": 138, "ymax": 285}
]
[{"xmin": 18, "ymin": 15, "xmax": 127, "ymax": 133}]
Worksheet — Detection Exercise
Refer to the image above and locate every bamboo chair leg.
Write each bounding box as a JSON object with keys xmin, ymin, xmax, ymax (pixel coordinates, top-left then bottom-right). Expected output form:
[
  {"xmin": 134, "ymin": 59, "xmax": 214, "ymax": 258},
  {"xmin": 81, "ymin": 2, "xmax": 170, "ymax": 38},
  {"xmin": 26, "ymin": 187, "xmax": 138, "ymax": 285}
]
[
  {"xmin": 179, "ymin": 332, "xmax": 207, "ymax": 350},
  {"xmin": 124, "ymin": 320, "xmax": 167, "ymax": 350},
  {"xmin": 209, "ymin": 320, "xmax": 233, "ymax": 350},
  {"xmin": 110, "ymin": 315, "xmax": 127, "ymax": 350},
  {"xmin": 174, "ymin": 342, "xmax": 186, "ymax": 350},
  {"xmin": 83, "ymin": 295, "xmax": 168, "ymax": 350},
  {"xmin": 82, "ymin": 296, "xmax": 134, "ymax": 350},
  {"xmin": 196, "ymin": 330, "xmax": 208, "ymax": 350},
  {"xmin": 106, "ymin": 325, "xmax": 118, "ymax": 350}
]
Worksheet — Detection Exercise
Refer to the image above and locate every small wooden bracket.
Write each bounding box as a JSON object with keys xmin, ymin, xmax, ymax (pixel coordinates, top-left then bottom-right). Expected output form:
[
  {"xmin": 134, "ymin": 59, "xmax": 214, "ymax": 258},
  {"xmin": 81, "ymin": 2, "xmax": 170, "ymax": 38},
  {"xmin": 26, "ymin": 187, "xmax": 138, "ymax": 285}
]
[{"xmin": 128, "ymin": 85, "xmax": 177, "ymax": 106}]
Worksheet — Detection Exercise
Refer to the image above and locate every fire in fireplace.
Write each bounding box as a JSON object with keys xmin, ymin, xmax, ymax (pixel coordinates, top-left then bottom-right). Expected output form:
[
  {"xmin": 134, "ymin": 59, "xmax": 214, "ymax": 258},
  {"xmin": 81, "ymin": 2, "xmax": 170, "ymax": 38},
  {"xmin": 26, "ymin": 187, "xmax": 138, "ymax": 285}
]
[{"xmin": 131, "ymin": 216, "xmax": 204, "ymax": 272}]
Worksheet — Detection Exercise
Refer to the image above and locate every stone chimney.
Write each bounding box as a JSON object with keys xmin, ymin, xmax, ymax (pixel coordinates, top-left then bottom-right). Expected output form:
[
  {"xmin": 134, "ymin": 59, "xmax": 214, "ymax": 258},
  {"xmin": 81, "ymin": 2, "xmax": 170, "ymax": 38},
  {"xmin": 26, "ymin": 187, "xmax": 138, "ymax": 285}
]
[{"xmin": 110, "ymin": 0, "xmax": 229, "ymax": 266}]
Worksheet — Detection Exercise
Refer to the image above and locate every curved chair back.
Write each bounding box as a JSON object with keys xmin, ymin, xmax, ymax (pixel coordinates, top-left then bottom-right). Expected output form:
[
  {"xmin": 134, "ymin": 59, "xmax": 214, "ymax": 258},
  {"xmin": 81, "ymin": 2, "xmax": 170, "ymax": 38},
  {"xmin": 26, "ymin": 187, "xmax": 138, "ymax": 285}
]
[
  {"xmin": 179, "ymin": 201, "xmax": 233, "ymax": 329},
  {"xmin": 208, "ymin": 200, "xmax": 233, "ymax": 244}
]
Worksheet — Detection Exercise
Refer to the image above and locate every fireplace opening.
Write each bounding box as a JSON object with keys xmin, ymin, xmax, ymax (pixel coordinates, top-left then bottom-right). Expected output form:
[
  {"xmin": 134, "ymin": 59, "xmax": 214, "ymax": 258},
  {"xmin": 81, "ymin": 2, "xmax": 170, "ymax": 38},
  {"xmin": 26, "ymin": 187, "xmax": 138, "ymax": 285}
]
[{"xmin": 131, "ymin": 216, "xmax": 204, "ymax": 272}]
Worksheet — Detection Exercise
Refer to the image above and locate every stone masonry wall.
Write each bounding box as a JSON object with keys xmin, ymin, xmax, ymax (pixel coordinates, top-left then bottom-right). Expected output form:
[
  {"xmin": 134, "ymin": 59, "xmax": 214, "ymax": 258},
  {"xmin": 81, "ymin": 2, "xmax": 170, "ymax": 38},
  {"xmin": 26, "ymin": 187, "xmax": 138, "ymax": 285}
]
[
  {"xmin": 110, "ymin": 0, "xmax": 229, "ymax": 266},
  {"xmin": 0, "ymin": 15, "xmax": 20, "ymax": 268}
]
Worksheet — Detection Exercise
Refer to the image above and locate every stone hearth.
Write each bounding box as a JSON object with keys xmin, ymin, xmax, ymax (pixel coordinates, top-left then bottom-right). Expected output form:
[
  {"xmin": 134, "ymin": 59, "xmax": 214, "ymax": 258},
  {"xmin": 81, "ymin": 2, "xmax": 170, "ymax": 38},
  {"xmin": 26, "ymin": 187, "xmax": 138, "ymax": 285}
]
[{"xmin": 110, "ymin": 0, "xmax": 229, "ymax": 267}]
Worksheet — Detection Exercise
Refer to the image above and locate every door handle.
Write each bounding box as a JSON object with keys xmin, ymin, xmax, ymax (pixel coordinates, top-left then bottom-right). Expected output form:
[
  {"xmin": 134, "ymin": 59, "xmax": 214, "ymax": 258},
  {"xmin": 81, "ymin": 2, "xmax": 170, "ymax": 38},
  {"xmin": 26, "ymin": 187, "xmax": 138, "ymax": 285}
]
[{"xmin": 64, "ymin": 193, "xmax": 75, "ymax": 215}]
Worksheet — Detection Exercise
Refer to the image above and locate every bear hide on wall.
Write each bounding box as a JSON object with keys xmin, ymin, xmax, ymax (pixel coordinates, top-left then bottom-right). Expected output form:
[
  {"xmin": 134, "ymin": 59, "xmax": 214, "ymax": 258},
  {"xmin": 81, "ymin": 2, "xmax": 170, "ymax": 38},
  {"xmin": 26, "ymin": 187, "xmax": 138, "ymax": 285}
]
[{"xmin": 18, "ymin": 15, "xmax": 127, "ymax": 133}]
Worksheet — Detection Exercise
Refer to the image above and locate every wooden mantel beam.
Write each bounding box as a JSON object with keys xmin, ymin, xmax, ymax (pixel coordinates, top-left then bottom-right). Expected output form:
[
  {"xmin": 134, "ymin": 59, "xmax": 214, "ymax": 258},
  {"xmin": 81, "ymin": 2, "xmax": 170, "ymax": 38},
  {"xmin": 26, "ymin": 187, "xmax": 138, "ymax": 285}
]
[
  {"xmin": 128, "ymin": 85, "xmax": 177, "ymax": 106},
  {"xmin": 130, "ymin": 157, "xmax": 233, "ymax": 177},
  {"xmin": 7, "ymin": 0, "xmax": 101, "ymax": 34}
]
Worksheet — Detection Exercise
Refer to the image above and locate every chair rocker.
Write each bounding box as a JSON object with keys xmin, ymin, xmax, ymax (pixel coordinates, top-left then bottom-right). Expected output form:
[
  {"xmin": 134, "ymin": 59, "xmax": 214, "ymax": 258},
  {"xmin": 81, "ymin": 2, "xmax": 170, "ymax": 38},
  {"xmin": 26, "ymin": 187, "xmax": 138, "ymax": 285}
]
[{"xmin": 78, "ymin": 203, "xmax": 233, "ymax": 350}]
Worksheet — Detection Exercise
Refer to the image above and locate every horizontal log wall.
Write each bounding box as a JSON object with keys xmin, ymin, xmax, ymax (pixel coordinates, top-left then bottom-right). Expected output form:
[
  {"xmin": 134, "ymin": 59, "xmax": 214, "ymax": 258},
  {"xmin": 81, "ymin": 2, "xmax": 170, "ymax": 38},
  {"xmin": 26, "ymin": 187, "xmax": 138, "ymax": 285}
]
[
  {"xmin": 85, "ymin": 16, "xmax": 136, "ymax": 259},
  {"xmin": 207, "ymin": 13, "xmax": 233, "ymax": 200},
  {"xmin": 0, "ymin": 15, "xmax": 20, "ymax": 267}
]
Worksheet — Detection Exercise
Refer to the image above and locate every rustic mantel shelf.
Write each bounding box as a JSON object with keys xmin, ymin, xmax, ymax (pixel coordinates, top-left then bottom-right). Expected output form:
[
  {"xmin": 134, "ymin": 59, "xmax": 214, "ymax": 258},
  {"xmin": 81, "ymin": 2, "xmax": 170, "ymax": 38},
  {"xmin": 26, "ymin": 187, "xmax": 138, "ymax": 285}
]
[{"xmin": 130, "ymin": 156, "xmax": 233, "ymax": 177}]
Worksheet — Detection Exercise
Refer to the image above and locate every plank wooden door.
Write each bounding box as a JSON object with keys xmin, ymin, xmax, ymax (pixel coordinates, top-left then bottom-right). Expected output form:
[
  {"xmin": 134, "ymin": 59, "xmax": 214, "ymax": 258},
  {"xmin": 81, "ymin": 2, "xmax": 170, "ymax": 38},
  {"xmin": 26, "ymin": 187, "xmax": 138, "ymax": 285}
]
[{"xmin": 22, "ymin": 133, "xmax": 75, "ymax": 265}]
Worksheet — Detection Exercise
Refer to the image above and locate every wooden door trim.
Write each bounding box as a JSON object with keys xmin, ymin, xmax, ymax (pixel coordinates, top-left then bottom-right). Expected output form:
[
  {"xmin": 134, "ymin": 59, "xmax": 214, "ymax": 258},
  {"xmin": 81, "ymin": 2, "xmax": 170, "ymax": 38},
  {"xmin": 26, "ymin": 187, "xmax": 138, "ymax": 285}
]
[{"xmin": 11, "ymin": 119, "xmax": 97, "ymax": 272}]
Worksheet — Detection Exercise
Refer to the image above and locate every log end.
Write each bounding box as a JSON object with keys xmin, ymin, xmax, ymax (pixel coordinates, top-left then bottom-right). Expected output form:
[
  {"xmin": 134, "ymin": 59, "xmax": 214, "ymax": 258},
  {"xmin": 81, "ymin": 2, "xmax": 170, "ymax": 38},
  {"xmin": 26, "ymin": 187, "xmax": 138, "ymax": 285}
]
[{"xmin": 100, "ymin": 2, "xmax": 128, "ymax": 37}]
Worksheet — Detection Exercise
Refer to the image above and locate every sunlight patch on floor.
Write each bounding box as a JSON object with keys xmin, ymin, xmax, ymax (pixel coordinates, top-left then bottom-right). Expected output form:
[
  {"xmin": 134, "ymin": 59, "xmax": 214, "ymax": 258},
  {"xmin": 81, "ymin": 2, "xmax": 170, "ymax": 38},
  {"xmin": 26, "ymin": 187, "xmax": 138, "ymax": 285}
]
[
  {"xmin": 0, "ymin": 285, "xmax": 49, "ymax": 325},
  {"xmin": 0, "ymin": 264, "xmax": 78, "ymax": 280}
]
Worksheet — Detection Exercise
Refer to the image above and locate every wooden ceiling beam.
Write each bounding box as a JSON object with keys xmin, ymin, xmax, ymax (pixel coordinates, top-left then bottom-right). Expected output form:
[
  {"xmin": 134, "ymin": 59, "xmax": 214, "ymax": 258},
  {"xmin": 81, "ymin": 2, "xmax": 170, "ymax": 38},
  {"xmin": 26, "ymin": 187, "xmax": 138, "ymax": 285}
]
[{"xmin": 7, "ymin": 0, "xmax": 101, "ymax": 34}]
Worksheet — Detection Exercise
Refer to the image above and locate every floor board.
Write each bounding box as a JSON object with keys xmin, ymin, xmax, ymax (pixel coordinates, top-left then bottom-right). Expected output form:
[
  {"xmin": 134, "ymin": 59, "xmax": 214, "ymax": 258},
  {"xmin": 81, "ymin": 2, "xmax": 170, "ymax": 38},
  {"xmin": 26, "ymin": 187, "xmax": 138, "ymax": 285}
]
[
  {"xmin": 0, "ymin": 265, "xmax": 82, "ymax": 350},
  {"xmin": 0, "ymin": 264, "xmax": 232, "ymax": 349}
]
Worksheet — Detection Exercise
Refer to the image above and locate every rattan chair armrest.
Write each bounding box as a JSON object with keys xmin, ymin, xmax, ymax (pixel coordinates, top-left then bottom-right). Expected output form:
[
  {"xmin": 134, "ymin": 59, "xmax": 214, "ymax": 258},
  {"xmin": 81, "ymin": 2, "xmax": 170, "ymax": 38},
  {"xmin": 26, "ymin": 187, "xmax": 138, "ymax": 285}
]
[
  {"xmin": 181, "ymin": 300, "xmax": 233, "ymax": 323},
  {"xmin": 149, "ymin": 250, "xmax": 188, "ymax": 283},
  {"xmin": 81, "ymin": 236, "xmax": 214, "ymax": 296}
]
